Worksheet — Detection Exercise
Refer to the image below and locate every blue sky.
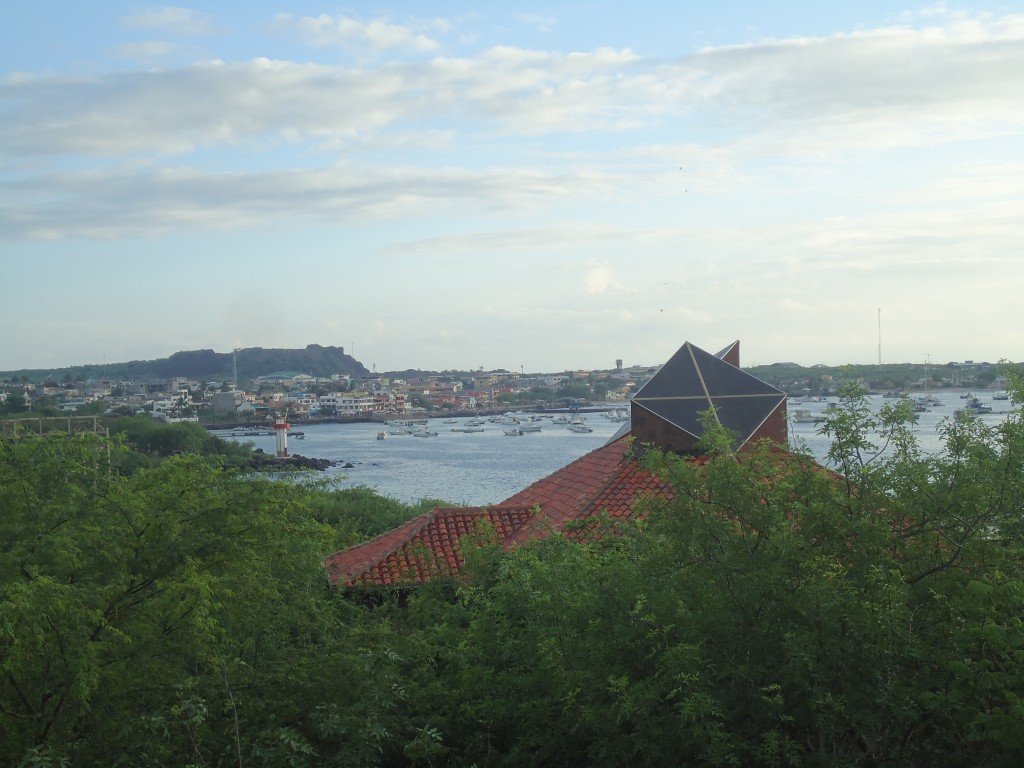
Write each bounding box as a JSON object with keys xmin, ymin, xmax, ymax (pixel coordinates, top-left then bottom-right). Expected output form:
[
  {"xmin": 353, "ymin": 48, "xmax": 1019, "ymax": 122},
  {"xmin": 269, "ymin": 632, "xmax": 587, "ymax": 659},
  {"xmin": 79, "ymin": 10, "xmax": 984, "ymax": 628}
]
[{"xmin": 2, "ymin": 2, "xmax": 1022, "ymax": 373}]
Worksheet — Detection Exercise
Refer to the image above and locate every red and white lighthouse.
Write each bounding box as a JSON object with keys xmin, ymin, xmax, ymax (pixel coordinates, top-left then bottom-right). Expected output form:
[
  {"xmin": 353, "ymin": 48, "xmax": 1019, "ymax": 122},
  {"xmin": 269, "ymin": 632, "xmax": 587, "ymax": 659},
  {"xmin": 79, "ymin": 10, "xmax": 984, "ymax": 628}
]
[{"xmin": 273, "ymin": 412, "xmax": 290, "ymax": 458}]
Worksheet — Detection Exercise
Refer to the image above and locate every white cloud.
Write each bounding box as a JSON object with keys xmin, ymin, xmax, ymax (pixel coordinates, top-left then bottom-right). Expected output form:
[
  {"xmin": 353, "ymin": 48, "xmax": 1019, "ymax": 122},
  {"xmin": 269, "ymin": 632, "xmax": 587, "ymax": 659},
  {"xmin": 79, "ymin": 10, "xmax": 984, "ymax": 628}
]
[
  {"xmin": 274, "ymin": 14, "xmax": 441, "ymax": 53},
  {"xmin": 1, "ymin": 8, "xmax": 1022, "ymax": 290},
  {"xmin": 516, "ymin": 13, "xmax": 556, "ymax": 33},
  {"xmin": 583, "ymin": 264, "xmax": 622, "ymax": 294},
  {"xmin": 121, "ymin": 6, "xmax": 214, "ymax": 37},
  {"xmin": 4, "ymin": 12, "xmax": 1022, "ymax": 170}
]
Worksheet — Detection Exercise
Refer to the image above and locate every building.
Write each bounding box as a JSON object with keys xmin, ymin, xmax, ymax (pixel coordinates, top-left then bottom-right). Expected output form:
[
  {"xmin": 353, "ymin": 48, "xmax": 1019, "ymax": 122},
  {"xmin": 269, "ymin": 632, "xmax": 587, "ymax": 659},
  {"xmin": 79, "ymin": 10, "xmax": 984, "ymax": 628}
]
[
  {"xmin": 324, "ymin": 340, "xmax": 790, "ymax": 588},
  {"xmin": 210, "ymin": 390, "xmax": 247, "ymax": 417},
  {"xmin": 319, "ymin": 393, "xmax": 377, "ymax": 416}
]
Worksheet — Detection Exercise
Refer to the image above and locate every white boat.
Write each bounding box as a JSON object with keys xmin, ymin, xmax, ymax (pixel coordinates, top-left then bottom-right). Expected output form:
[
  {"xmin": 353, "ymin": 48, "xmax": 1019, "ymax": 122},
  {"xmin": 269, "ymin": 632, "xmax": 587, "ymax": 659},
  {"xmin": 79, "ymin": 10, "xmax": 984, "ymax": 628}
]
[
  {"xmin": 411, "ymin": 430, "xmax": 438, "ymax": 438},
  {"xmin": 552, "ymin": 415, "xmax": 570, "ymax": 424},
  {"xmin": 518, "ymin": 424, "xmax": 542, "ymax": 432},
  {"xmin": 504, "ymin": 428, "xmax": 523, "ymax": 436},
  {"xmin": 790, "ymin": 408, "xmax": 818, "ymax": 423},
  {"xmin": 567, "ymin": 424, "xmax": 592, "ymax": 433},
  {"xmin": 451, "ymin": 427, "xmax": 485, "ymax": 433},
  {"xmin": 376, "ymin": 431, "xmax": 387, "ymax": 440}
]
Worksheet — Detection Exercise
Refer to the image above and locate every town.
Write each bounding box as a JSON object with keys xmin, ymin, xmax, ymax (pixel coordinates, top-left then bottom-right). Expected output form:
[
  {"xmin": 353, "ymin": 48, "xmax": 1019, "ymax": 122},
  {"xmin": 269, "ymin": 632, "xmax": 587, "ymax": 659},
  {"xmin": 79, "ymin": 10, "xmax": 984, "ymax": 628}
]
[{"xmin": 0, "ymin": 346, "xmax": 1015, "ymax": 425}]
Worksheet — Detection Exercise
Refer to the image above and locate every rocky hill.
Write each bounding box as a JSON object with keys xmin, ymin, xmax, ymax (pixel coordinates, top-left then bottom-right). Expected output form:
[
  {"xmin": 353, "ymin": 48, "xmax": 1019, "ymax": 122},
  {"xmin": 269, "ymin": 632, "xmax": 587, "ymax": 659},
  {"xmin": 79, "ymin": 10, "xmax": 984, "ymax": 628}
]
[{"xmin": 1, "ymin": 344, "xmax": 371, "ymax": 383}]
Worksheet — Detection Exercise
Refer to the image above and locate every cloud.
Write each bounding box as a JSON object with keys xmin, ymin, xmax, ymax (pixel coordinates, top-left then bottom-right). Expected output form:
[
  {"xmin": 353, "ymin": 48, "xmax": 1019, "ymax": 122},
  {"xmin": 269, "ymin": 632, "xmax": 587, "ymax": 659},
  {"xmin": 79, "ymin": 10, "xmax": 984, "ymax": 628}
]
[
  {"xmin": 4, "ymin": 12, "xmax": 1022, "ymax": 168},
  {"xmin": 0, "ymin": 164, "xmax": 616, "ymax": 239},
  {"xmin": 274, "ymin": 14, "xmax": 441, "ymax": 53},
  {"xmin": 2, "ymin": 9, "xmax": 1023, "ymax": 254},
  {"xmin": 112, "ymin": 41, "xmax": 180, "ymax": 61},
  {"xmin": 516, "ymin": 13, "xmax": 556, "ymax": 33},
  {"xmin": 121, "ymin": 6, "xmax": 214, "ymax": 37},
  {"xmin": 583, "ymin": 264, "xmax": 623, "ymax": 294}
]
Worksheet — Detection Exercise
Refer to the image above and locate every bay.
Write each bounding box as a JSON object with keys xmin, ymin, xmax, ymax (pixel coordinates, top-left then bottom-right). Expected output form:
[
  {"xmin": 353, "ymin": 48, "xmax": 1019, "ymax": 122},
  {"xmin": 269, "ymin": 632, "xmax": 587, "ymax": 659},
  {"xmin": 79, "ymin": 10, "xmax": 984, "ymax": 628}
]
[
  {"xmin": 219, "ymin": 392, "xmax": 1016, "ymax": 506},
  {"xmin": 787, "ymin": 389, "xmax": 1016, "ymax": 462},
  {"xmin": 220, "ymin": 412, "xmax": 628, "ymax": 506}
]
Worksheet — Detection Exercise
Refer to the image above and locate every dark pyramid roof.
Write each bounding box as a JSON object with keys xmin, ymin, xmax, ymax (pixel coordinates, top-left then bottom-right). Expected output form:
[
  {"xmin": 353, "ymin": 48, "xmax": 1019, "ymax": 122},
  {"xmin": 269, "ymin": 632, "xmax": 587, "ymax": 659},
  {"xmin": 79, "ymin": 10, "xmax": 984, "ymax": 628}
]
[
  {"xmin": 715, "ymin": 340, "xmax": 740, "ymax": 367},
  {"xmin": 630, "ymin": 341, "xmax": 787, "ymax": 452}
]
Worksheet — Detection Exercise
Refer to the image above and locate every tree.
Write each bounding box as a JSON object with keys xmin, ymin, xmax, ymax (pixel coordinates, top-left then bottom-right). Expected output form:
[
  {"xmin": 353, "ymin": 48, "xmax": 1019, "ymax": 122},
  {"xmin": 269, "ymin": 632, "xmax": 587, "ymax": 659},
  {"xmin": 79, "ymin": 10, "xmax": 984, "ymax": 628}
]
[
  {"xmin": 1, "ymin": 390, "xmax": 26, "ymax": 414},
  {"xmin": 0, "ymin": 433, "xmax": 341, "ymax": 765},
  {"xmin": 384, "ymin": 384, "xmax": 1024, "ymax": 766}
]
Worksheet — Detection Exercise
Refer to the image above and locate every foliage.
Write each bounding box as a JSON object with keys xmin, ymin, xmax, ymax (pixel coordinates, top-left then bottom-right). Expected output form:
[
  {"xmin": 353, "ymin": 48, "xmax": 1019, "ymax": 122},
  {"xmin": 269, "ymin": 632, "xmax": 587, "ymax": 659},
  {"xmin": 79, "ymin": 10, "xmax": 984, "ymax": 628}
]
[
  {"xmin": 0, "ymin": 390, "xmax": 28, "ymax": 414},
  {"xmin": 107, "ymin": 415, "xmax": 254, "ymax": 468},
  {"xmin": 381, "ymin": 384, "xmax": 1024, "ymax": 766},
  {"xmin": 0, "ymin": 432, "xmax": 432, "ymax": 767},
  {"xmin": 307, "ymin": 485, "xmax": 451, "ymax": 548},
  {"xmin": 4, "ymin": 381, "xmax": 1024, "ymax": 766}
]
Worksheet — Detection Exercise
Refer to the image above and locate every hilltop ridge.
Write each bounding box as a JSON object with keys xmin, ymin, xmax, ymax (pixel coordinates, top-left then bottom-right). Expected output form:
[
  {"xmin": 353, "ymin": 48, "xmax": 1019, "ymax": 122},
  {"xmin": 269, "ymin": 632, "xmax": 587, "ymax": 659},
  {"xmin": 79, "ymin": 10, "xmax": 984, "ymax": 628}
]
[{"xmin": 0, "ymin": 344, "xmax": 371, "ymax": 383}]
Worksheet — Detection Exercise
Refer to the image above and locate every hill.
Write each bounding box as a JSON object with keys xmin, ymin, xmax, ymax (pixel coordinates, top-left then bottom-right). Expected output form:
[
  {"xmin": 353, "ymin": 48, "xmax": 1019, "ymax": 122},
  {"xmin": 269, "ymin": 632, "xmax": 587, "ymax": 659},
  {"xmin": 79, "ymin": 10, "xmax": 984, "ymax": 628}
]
[{"xmin": 0, "ymin": 344, "xmax": 371, "ymax": 384}]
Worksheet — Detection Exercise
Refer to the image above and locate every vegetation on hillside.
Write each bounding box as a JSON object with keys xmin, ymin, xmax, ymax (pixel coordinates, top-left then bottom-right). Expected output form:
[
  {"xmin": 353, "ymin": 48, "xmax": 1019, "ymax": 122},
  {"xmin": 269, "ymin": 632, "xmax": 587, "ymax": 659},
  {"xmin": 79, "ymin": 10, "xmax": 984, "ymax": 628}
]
[
  {"xmin": 3, "ymin": 381, "xmax": 1024, "ymax": 766},
  {"xmin": 0, "ymin": 343, "xmax": 369, "ymax": 385}
]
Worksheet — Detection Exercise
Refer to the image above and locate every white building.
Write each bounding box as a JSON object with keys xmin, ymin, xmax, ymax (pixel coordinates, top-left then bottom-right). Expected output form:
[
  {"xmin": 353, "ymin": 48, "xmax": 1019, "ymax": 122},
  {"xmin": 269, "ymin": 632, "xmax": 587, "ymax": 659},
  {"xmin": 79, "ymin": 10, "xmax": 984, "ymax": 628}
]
[{"xmin": 319, "ymin": 394, "xmax": 376, "ymax": 416}]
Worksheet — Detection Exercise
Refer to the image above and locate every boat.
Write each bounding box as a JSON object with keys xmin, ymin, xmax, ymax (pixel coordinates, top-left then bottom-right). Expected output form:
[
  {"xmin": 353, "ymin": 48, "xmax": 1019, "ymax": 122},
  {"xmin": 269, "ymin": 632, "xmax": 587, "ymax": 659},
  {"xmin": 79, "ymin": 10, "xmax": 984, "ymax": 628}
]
[
  {"xmin": 442, "ymin": 419, "xmax": 458, "ymax": 424},
  {"xmin": 552, "ymin": 415, "xmax": 570, "ymax": 424},
  {"xmin": 993, "ymin": 392, "xmax": 1010, "ymax": 401},
  {"xmin": 411, "ymin": 430, "xmax": 438, "ymax": 438},
  {"xmin": 504, "ymin": 428, "xmax": 523, "ymax": 436},
  {"xmin": 376, "ymin": 431, "xmax": 387, "ymax": 440},
  {"xmin": 965, "ymin": 396, "xmax": 993, "ymax": 414},
  {"xmin": 451, "ymin": 427, "xmax": 485, "ymax": 433},
  {"xmin": 790, "ymin": 408, "xmax": 818, "ymax": 423},
  {"xmin": 518, "ymin": 424, "xmax": 542, "ymax": 432},
  {"xmin": 567, "ymin": 424, "xmax": 593, "ymax": 433}
]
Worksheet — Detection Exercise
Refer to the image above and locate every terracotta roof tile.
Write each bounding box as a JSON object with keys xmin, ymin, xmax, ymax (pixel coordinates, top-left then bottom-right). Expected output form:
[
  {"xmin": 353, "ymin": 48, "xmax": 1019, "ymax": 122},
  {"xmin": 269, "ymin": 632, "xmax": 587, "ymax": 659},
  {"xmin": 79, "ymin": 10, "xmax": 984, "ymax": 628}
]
[
  {"xmin": 324, "ymin": 505, "xmax": 536, "ymax": 587},
  {"xmin": 325, "ymin": 435, "xmax": 686, "ymax": 587}
]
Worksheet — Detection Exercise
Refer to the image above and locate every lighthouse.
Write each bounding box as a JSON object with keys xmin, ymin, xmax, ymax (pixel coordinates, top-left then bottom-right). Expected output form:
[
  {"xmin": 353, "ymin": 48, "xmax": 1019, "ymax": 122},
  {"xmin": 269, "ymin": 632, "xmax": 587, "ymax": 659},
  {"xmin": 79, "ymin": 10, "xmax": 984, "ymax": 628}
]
[{"xmin": 273, "ymin": 412, "xmax": 290, "ymax": 458}]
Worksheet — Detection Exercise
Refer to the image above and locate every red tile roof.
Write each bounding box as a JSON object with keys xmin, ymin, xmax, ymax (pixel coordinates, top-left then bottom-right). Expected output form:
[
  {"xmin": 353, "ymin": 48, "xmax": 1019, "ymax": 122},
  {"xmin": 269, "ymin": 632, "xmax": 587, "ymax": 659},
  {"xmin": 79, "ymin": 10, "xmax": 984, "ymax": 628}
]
[
  {"xmin": 324, "ymin": 505, "xmax": 538, "ymax": 587},
  {"xmin": 324, "ymin": 435, "xmax": 677, "ymax": 587}
]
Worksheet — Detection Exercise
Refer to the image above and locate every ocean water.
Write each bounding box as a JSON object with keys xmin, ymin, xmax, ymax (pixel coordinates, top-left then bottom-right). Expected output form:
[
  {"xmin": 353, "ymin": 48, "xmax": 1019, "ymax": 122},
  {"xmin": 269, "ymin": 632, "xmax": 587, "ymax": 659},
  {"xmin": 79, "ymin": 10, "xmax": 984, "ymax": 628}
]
[
  {"xmin": 219, "ymin": 392, "xmax": 1016, "ymax": 506},
  {"xmin": 220, "ymin": 413, "xmax": 628, "ymax": 506},
  {"xmin": 787, "ymin": 390, "xmax": 1016, "ymax": 463}
]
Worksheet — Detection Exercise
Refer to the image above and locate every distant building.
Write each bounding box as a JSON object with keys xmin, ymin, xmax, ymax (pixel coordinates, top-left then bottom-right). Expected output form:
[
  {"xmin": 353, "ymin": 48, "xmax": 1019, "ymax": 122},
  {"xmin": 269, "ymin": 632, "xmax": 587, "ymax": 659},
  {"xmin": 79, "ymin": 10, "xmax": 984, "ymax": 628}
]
[
  {"xmin": 211, "ymin": 390, "xmax": 248, "ymax": 417},
  {"xmin": 256, "ymin": 372, "xmax": 315, "ymax": 387}
]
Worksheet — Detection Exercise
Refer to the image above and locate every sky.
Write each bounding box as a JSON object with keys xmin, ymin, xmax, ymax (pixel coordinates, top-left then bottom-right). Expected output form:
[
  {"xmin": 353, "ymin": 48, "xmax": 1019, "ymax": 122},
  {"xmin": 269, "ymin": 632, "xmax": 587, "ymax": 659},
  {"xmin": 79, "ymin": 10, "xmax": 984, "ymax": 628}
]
[{"xmin": 2, "ymin": 2, "xmax": 1022, "ymax": 374}]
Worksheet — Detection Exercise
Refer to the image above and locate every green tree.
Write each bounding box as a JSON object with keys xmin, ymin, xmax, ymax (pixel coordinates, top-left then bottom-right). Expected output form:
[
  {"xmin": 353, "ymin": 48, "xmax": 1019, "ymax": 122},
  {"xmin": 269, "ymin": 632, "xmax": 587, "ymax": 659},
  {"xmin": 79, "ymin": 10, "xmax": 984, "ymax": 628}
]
[
  {"xmin": 1, "ymin": 389, "xmax": 28, "ymax": 414},
  {"xmin": 385, "ymin": 385, "xmax": 1024, "ymax": 766},
  {"xmin": 0, "ymin": 433, "xmax": 339, "ymax": 765}
]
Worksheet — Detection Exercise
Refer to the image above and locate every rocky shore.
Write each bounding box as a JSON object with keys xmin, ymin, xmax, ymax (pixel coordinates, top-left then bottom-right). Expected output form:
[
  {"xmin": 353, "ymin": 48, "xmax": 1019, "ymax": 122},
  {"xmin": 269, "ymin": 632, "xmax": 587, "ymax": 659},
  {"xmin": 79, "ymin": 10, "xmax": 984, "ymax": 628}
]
[{"xmin": 250, "ymin": 449, "xmax": 351, "ymax": 472}]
